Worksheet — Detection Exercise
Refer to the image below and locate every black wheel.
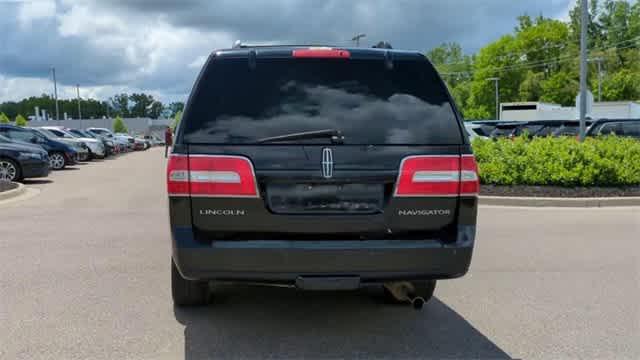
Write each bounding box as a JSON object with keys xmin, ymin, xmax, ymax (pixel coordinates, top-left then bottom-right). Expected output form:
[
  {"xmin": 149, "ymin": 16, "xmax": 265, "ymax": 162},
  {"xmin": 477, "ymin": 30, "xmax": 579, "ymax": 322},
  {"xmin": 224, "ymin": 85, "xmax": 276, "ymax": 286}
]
[
  {"xmin": 0, "ymin": 158, "xmax": 22, "ymax": 182},
  {"xmin": 383, "ymin": 280, "xmax": 436, "ymax": 305},
  {"xmin": 172, "ymin": 259, "xmax": 208, "ymax": 306},
  {"xmin": 49, "ymin": 152, "xmax": 66, "ymax": 170}
]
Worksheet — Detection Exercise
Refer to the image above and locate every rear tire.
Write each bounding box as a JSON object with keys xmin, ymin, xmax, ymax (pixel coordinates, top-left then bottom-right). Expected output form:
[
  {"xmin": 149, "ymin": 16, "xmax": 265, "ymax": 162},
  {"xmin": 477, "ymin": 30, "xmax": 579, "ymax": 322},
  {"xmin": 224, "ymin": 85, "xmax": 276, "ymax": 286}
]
[
  {"xmin": 49, "ymin": 152, "xmax": 66, "ymax": 170},
  {"xmin": 383, "ymin": 280, "xmax": 436, "ymax": 305},
  {"xmin": 0, "ymin": 158, "xmax": 22, "ymax": 182},
  {"xmin": 172, "ymin": 259, "xmax": 208, "ymax": 306}
]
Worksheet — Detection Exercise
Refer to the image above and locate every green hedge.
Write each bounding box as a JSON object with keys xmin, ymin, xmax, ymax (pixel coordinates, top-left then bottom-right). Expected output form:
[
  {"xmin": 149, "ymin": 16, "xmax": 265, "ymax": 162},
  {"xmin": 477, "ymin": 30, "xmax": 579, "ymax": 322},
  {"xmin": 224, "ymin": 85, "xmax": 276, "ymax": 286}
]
[{"xmin": 472, "ymin": 136, "xmax": 640, "ymax": 187}]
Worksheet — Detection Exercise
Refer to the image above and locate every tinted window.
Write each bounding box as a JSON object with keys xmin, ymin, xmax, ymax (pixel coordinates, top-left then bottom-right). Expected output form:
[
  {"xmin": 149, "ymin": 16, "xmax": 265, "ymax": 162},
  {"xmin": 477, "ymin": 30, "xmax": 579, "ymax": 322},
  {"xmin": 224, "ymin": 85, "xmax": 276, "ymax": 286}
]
[
  {"xmin": 554, "ymin": 125, "xmax": 579, "ymax": 136},
  {"xmin": 621, "ymin": 122, "xmax": 640, "ymax": 137},
  {"xmin": 46, "ymin": 129, "xmax": 66, "ymax": 137},
  {"xmin": 183, "ymin": 57, "xmax": 461, "ymax": 144},
  {"xmin": 515, "ymin": 125, "xmax": 544, "ymax": 136},
  {"xmin": 32, "ymin": 129, "xmax": 55, "ymax": 140},
  {"xmin": 90, "ymin": 129, "xmax": 110, "ymax": 136},
  {"xmin": 535, "ymin": 125, "xmax": 557, "ymax": 136},
  {"xmin": 598, "ymin": 122, "xmax": 623, "ymax": 135},
  {"xmin": 6, "ymin": 128, "xmax": 35, "ymax": 142},
  {"xmin": 476, "ymin": 125, "xmax": 496, "ymax": 136},
  {"xmin": 490, "ymin": 127, "xmax": 517, "ymax": 137}
]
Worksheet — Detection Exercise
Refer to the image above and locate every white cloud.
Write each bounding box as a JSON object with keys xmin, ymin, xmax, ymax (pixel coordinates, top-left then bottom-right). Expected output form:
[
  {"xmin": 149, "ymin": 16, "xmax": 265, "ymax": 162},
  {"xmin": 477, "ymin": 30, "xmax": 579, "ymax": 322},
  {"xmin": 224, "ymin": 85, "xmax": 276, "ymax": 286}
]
[
  {"xmin": 1, "ymin": 0, "xmax": 575, "ymax": 104},
  {"xmin": 18, "ymin": 0, "xmax": 56, "ymax": 28}
]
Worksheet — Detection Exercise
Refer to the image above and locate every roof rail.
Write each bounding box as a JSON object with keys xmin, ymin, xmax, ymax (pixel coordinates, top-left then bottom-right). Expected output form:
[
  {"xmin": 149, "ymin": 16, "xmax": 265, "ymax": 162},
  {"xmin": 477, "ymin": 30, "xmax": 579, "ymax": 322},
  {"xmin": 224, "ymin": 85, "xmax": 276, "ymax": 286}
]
[{"xmin": 231, "ymin": 41, "xmax": 342, "ymax": 49}]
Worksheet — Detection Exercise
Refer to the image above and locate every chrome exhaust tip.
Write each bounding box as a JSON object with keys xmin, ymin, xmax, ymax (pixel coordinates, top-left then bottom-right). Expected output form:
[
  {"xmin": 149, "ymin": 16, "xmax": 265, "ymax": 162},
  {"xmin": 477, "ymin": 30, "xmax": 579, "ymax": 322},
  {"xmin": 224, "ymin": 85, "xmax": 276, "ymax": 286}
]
[{"xmin": 412, "ymin": 296, "xmax": 425, "ymax": 310}]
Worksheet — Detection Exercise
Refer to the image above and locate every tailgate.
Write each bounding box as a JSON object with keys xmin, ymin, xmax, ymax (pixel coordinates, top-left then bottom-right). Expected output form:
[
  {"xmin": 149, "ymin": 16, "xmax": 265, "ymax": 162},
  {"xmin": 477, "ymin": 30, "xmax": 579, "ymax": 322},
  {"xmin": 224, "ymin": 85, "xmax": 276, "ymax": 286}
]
[{"xmin": 183, "ymin": 144, "xmax": 464, "ymax": 240}]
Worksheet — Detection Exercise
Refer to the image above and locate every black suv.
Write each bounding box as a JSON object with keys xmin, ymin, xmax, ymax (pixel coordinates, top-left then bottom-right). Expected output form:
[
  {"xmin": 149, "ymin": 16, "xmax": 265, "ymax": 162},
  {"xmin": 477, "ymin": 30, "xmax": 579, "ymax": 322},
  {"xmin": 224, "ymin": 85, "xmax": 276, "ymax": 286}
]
[
  {"xmin": 168, "ymin": 45, "xmax": 478, "ymax": 307},
  {"xmin": 586, "ymin": 118, "xmax": 640, "ymax": 138}
]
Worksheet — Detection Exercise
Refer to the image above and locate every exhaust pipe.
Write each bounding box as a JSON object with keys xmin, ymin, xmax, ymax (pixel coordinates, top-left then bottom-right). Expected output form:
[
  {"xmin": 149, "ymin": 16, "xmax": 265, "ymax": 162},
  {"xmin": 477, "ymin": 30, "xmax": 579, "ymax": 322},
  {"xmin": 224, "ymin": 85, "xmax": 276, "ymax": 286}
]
[
  {"xmin": 384, "ymin": 282, "xmax": 425, "ymax": 311},
  {"xmin": 412, "ymin": 296, "xmax": 425, "ymax": 310}
]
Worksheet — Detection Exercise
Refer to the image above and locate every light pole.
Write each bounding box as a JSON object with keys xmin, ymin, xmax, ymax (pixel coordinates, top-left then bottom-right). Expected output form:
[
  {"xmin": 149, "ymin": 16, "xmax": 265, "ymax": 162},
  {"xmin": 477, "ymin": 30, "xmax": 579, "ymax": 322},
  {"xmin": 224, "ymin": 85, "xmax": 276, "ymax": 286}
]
[
  {"xmin": 579, "ymin": 0, "xmax": 589, "ymax": 142},
  {"xmin": 51, "ymin": 67, "xmax": 60, "ymax": 121},
  {"xmin": 486, "ymin": 77, "xmax": 500, "ymax": 120},
  {"xmin": 351, "ymin": 33, "xmax": 366, "ymax": 47},
  {"xmin": 76, "ymin": 84, "xmax": 82, "ymax": 128}
]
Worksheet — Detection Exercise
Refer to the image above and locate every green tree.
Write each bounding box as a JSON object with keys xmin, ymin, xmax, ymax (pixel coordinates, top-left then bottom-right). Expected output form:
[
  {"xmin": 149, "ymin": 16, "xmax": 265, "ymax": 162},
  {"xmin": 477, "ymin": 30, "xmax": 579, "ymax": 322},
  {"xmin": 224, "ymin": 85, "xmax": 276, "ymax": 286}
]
[
  {"xmin": 167, "ymin": 102, "xmax": 185, "ymax": 117},
  {"xmin": 466, "ymin": 34, "xmax": 523, "ymax": 118},
  {"xmin": 113, "ymin": 116, "xmax": 128, "ymax": 133},
  {"xmin": 148, "ymin": 101, "xmax": 164, "ymax": 119},
  {"xmin": 463, "ymin": 106, "xmax": 492, "ymax": 120},
  {"xmin": 519, "ymin": 71, "xmax": 545, "ymax": 101},
  {"xmin": 569, "ymin": 0, "xmax": 604, "ymax": 47},
  {"xmin": 15, "ymin": 114, "xmax": 28, "ymax": 127},
  {"xmin": 110, "ymin": 94, "xmax": 130, "ymax": 117},
  {"xmin": 171, "ymin": 110, "xmax": 182, "ymax": 131},
  {"xmin": 540, "ymin": 72, "xmax": 580, "ymax": 106},
  {"xmin": 0, "ymin": 112, "xmax": 9, "ymax": 124},
  {"xmin": 426, "ymin": 42, "xmax": 474, "ymax": 106},
  {"xmin": 129, "ymin": 93, "xmax": 155, "ymax": 117},
  {"xmin": 602, "ymin": 68, "xmax": 640, "ymax": 100}
]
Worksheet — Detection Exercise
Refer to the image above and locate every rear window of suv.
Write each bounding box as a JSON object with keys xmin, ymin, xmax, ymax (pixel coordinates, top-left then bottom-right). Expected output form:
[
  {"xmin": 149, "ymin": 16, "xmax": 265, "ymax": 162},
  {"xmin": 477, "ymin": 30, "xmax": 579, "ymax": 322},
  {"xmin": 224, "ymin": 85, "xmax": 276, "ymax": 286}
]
[{"xmin": 182, "ymin": 56, "xmax": 462, "ymax": 145}]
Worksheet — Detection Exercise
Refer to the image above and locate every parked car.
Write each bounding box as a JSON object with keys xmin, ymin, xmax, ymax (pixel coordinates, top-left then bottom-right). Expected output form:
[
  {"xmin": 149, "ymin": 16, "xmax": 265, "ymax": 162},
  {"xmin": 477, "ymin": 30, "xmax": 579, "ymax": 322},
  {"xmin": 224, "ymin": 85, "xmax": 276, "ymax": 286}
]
[
  {"xmin": 32, "ymin": 128, "xmax": 89, "ymax": 162},
  {"xmin": 133, "ymin": 137, "xmax": 149, "ymax": 150},
  {"xmin": 86, "ymin": 127, "xmax": 126, "ymax": 153},
  {"xmin": 111, "ymin": 137, "xmax": 129, "ymax": 153},
  {"xmin": 0, "ymin": 124, "xmax": 77, "ymax": 170},
  {"xmin": 586, "ymin": 118, "xmax": 640, "ymax": 139},
  {"xmin": 68, "ymin": 129, "xmax": 115, "ymax": 156},
  {"xmin": 0, "ymin": 134, "xmax": 50, "ymax": 182},
  {"xmin": 144, "ymin": 135, "xmax": 163, "ymax": 146},
  {"xmin": 168, "ymin": 45, "xmax": 479, "ymax": 307},
  {"xmin": 464, "ymin": 123, "xmax": 489, "ymax": 142},
  {"xmin": 38, "ymin": 127, "xmax": 102, "ymax": 160},
  {"xmin": 113, "ymin": 134, "xmax": 134, "ymax": 151},
  {"xmin": 86, "ymin": 127, "xmax": 115, "ymax": 140},
  {"xmin": 468, "ymin": 120, "xmax": 512, "ymax": 137},
  {"xmin": 512, "ymin": 120, "xmax": 593, "ymax": 138},
  {"xmin": 488, "ymin": 122, "xmax": 523, "ymax": 139}
]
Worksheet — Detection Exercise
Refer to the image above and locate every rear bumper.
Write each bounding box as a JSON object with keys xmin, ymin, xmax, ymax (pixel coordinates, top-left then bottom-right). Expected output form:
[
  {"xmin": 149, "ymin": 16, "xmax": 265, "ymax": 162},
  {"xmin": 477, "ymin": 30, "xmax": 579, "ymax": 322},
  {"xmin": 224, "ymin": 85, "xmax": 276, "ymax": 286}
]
[{"xmin": 172, "ymin": 226, "xmax": 475, "ymax": 283}]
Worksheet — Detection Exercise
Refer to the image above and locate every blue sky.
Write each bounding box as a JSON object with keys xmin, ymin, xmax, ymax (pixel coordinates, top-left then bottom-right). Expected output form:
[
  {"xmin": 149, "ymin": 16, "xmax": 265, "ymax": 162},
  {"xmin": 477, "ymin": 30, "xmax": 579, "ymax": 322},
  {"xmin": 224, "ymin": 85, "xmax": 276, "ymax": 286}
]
[{"xmin": 0, "ymin": 0, "xmax": 574, "ymax": 104}]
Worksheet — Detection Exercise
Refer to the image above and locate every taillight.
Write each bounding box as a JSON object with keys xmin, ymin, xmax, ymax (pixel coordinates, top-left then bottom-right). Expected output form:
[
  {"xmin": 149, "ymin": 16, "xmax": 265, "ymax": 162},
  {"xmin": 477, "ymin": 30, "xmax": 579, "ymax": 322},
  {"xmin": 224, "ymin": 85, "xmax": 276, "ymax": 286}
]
[
  {"xmin": 292, "ymin": 48, "xmax": 351, "ymax": 59},
  {"xmin": 394, "ymin": 155, "xmax": 479, "ymax": 197},
  {"xmin": 167, "ymin": 154, "xmax": 189, "ymax": 196},
  {"xmin": 460, "ymin": 155, "xmax": 480, "ymax": 196},
  {"xmin": 167, "ymin": 155, "xmax": 259, "ymax": 198}
]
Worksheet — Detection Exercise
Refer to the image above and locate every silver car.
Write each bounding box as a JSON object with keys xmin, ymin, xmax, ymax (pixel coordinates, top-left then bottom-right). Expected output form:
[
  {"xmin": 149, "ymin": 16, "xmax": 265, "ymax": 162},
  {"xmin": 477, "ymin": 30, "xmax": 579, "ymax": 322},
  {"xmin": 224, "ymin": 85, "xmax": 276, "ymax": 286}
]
[
  {"xmin": 31, "ymin": 128, "xmax": 90, "ymax": 161},
  {"xmin": 41, "ymin": 126, "xmax": 105, "ymax": 159}
]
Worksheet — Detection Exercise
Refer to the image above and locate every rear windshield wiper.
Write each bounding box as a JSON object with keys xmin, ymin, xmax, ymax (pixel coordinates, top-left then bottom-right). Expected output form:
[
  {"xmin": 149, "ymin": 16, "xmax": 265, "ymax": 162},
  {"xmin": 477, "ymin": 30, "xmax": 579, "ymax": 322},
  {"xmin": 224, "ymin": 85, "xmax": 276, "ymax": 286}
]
[{"xmin": 257, "ymin": 129, "xmax": 345, "ymax": 144}]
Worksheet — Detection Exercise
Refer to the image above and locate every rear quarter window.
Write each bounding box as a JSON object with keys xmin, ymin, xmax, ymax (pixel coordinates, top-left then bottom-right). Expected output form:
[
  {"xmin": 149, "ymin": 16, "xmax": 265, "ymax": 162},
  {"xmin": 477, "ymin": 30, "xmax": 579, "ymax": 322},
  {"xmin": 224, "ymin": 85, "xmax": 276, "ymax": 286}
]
[
  {"xmin": 181, "ymin": 56, "xmax": 462, "ymax": 145},
  {"xmin": 621, "ymin": 122, "xmax": 640, "ymax": 137}
]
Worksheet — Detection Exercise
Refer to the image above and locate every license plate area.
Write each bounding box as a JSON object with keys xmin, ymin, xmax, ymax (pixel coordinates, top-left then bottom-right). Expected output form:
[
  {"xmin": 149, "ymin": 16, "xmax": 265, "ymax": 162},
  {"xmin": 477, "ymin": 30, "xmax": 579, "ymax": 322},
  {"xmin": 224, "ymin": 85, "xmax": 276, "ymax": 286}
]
[
  {"xmin": 295, "ymin": 276, "xmax": 361, "ymax": 291},
  {"xmin": 266, "ymin": 183, "xmax": 384, "ymax": 214}
]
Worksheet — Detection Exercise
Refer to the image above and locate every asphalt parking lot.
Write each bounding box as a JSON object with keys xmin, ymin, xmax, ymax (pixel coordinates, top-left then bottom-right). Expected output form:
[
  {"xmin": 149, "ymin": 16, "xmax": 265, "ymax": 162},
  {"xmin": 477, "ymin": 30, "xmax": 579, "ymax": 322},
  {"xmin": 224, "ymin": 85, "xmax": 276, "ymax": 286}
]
[{"xmin": 1, "ymin": 147, "xmax": 639, "ymax": 360}]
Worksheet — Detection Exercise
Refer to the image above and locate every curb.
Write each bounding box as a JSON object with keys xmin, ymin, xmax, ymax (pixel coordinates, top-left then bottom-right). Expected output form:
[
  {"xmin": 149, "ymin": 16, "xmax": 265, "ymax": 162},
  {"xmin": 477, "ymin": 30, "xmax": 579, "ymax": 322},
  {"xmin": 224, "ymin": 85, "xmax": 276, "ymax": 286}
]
[
  {"xmin": 0, "ymin": 182, "xmax": 26, "ymax": 202},
  {"xmin": 479, "ymin": 195, "xmax": 640, "ymax": 207}
]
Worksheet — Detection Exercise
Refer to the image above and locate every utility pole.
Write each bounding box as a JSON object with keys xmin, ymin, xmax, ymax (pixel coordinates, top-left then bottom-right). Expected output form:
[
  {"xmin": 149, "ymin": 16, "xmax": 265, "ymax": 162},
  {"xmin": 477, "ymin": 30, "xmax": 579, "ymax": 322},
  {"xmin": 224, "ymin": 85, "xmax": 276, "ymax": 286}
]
[
  {"xmin": 579, "ymin": 0, "xmax": 589, "ymax": 142},
  {"xmin": 351, "ymin": 33, "xmax": 366, "ymax": 47},
  {"xmin": 51, "ymin": 67, "xmax": 60, "ymax": 121},
  {"xmin": 487, "ymin": 77, "xmax": 500, "ymax": 120},
  {"xmin": 76, "ymin": 84, "xmax": 82, "ymax": 127}
]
